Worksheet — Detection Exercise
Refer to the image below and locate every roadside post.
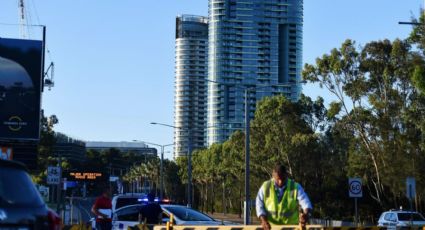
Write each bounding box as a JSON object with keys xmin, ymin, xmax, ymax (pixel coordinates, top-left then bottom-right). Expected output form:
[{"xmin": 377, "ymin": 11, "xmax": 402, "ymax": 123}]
[
  {"xmin": 406, "ymin": 177, "xmax": 416, "ymax": 211},
  {"xmin": 47, "ymin": 165, "xmax": 62, "ymax": 213},
  {"xmin": 349, "ymin": 178, "xmax": 362, "ymax": 226}
]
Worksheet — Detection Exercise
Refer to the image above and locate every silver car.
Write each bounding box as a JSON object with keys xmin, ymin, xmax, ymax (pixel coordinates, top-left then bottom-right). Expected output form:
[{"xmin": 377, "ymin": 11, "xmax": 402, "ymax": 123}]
[{"xmin": 378, "ymin": 210, "xmax": 425, "ymax": 229}]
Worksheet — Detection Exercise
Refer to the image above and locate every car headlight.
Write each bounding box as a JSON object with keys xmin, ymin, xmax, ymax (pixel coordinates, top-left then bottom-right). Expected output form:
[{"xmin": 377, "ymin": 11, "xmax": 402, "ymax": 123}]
[{"xmin": 397, "ymin": 221, "xmax": 408, "ymax": 226}]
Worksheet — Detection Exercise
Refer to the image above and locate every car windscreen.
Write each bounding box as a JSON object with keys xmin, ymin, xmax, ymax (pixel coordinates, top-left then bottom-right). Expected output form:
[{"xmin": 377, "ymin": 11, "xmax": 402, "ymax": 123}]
[
  {"xmin": 116, "ymin": 198, "xmax": 143, "ymax": 210},
  {"xmin": 0, "ymin": 167, "xmax": 44, "ymax": 207},
  {"xmin": 164, "ymin": 206, "xmax": 213, "ymax": 221},
  {"xmin": 398, "ymin": 213, "xmax": 425, "ymax": 221}
]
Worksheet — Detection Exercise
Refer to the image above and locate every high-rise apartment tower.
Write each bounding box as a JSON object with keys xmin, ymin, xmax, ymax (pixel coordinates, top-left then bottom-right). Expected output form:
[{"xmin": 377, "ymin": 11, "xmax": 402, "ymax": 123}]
[
  {"xmin": 207, "ymin": 0, "xmax": 303, "ymax": 145},
  {"xmin": 174, "ymin": 15, "xmax": 209, "ymax": 157}
]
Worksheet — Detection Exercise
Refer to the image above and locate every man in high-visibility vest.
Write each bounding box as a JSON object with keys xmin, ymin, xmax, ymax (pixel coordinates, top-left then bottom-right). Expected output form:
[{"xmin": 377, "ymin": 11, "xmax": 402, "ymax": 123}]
[{"xmin": 256, "ymin": 164, "xmax": 312, "ymax": 229}]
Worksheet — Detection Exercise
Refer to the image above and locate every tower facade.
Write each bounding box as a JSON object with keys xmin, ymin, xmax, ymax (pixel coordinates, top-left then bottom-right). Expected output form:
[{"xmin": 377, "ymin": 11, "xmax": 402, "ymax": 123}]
[
  {"xmin": 207, "ymin": 0, "xmax": 303, "ymax": 145},
  {"xmin": 174, "ymin": 15, "xmax": 209, "ymax": 157}
]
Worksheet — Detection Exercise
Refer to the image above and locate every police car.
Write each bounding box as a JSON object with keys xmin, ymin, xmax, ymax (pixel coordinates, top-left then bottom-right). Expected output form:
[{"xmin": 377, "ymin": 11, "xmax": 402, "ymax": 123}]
[{"xmin": 378, "ymin": 209, "xmax": 425, "ymax": 229}]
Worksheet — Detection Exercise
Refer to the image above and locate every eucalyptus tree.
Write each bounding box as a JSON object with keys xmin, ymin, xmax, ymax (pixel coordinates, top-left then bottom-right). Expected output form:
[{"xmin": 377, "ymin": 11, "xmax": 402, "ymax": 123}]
[{"xmin": 303, "ymin": 38, "xmax": 423, "ymax": 208}]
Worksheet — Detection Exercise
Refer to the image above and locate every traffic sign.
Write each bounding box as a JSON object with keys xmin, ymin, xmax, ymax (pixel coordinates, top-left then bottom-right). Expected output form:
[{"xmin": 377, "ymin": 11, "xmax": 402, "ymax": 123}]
[
  {"xmin": 47, "ymin": 166, "xmax": 61, "ymax": 185},
  {"xmin": 37, "ymin": 185, "xmax": 49, "ymax": 201},
  {"xmin": 406, "ymin": 177, "xmax": 416, "ymax": 200},
  {"xmin": 62, "ymin": 178, "xmax": 67, "ymax": 190},
  {"xmin": 349, "ymin": 178, "xmax": 363, "ymax": 198}
]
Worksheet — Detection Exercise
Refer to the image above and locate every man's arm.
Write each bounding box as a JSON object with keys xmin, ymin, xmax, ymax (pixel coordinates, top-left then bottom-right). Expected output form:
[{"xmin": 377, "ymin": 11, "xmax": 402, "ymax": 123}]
[
  {"xmin": 256, "ymin": 186, "xmax": 267, "ymax": 218},
  {"xmin": 256, "ymin": 186, "xmax": 270, "ymax": 230},
  {"xmin": 91, "ymin": 199, "xmax": 108, "ymax": 219},
  {"xmin": 296, "ymin": 184, "xmax": 312, "ymax": 211},
  {"xmin": 296, "ymin": 184, "xmax": 312, "ymax": 226}
]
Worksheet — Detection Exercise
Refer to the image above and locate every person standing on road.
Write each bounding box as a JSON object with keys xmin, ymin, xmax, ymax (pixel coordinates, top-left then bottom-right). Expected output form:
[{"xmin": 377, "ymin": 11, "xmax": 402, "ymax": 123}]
[
  {"xmin": 256, "ymin": 164, "xmax": 312, "ymax": 229},
  {"xmin": 139, "ymin": 192, "xmax": 162, "ymax": 225},
  {"xmin": 91, "ymin": 188, "xmax": 112, "ymax": 230}
]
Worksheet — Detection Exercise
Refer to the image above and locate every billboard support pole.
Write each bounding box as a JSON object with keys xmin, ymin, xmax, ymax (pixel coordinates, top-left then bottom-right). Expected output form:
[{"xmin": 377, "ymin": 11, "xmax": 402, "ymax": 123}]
[{"xmin": 41, "ymin": 26, "xmax": 46, "ymax": 90}]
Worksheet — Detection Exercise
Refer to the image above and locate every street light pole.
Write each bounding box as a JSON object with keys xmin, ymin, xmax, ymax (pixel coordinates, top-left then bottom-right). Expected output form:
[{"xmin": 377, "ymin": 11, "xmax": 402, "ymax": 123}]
[
  {"xmin": 150, "ymin": 122, "xmax": 193, "ymax": 207},
  {"xmin": 187, "ymin": 129, "xmax": 192, "ymax": 207},
  {"xmin": 135, "ymin": 140, "xmax": 173, "ymax": 200},
  {"xmin": 244, "ymin": 88, "xmax": 250, "ymax": 225},
  {"xmin": 207, "ymin": 79, "xmax": 285, "ymax": 225},
  {"xmin": 160, "ymin": 145, "xmax": 164, "ymax": 200}
]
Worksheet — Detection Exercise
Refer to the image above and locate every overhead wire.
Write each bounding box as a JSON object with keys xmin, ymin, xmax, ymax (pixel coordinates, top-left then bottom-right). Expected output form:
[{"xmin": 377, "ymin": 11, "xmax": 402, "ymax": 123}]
[
  {"xmin": 30, "ymin": 0, "xmax": 53, "ymax": 62},
  {"xmin": 30, "ymin": 0, "xmax": 41, "ymax": 25},
  {"xmin": 26, "ymin": 0, "xmax": 32, "ymax": 38}
]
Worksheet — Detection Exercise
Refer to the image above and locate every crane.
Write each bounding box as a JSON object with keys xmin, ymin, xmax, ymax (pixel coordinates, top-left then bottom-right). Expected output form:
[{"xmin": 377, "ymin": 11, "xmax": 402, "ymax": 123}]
[
  {"xmin": 18, "ymin": 0, "xmax": 55, "ymax": 90},
  {"xmin": 18, "ymin": 0, "xmax": 28, "ymax": 38}
]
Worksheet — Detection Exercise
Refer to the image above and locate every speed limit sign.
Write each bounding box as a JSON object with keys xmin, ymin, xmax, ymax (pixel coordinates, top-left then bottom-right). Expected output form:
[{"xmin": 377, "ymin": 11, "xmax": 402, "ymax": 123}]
[{"xmin": 349, "ymin": 178, "xmax": 363, "ymax": 198}]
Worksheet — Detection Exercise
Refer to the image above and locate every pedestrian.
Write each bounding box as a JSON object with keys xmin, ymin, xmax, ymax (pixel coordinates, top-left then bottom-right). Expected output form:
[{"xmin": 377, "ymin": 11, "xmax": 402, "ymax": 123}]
[
  {"xmin": 139, "ymin": 192, "xmax": 162, "ymax": 225},
  {"xmin": 91, "ymin": 188, "xmax": 112, "ymax": 230},
  {"xmin": 256, "ymin": 164, "xmax": 312, "ymax": 229}
]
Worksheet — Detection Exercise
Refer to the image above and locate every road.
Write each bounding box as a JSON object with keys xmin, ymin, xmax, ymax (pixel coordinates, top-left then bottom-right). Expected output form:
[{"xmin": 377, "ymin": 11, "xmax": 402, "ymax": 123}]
[{"xmin": 63, "ymin": 197, "xmax": 95, "ymax": 225}]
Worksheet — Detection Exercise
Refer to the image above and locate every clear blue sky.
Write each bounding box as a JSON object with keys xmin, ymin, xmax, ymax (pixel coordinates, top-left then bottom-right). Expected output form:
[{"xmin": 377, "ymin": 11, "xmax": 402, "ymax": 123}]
[{"xmin": 0, "ymin": 1, "xmax": 422, "ymax": 159}]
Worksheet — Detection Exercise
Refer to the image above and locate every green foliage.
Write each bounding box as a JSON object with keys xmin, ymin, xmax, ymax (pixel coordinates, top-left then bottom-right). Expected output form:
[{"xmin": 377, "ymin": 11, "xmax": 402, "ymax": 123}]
[
  {"xmin": 412, "ymin": 65, "xmax": 425, "ymax": 93},
  {"xmin": 187, "ymin": 22, "xmax": 425, "ymax": 220},
  {"xmin": 122, "ymin": 157, "xmax": 184, "ymax": 201},
  {"xmin": 327, "ymin": 102, "xmax": 342, "ymax": 119},
  {"xmin": 303, "ymin": 34, "xmax": 425, "ymax": 213},
  {"xmin": 31, "ymin": 114, "xmax": 60, "ymax": 183}
]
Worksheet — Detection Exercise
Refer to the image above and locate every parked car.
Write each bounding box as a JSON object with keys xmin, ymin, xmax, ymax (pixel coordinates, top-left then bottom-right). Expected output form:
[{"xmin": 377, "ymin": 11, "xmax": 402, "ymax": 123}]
[
  {"xmin": 378, "ymin": 209, "xmax": 425, "ymax": 229},
  {"xmin": 0, "ymin": 159, "xmax": 62, "ymax": 229},
  {"xmin": 111, "ymin": 204, "xmax": 227, "ymax": 230}
]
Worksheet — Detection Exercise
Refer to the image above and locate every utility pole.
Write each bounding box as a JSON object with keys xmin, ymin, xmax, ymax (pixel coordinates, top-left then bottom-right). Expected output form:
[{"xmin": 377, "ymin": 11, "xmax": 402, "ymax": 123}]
[{"xmin": 56, "ymin": 154, "xmax": 62, "ymax": 213}]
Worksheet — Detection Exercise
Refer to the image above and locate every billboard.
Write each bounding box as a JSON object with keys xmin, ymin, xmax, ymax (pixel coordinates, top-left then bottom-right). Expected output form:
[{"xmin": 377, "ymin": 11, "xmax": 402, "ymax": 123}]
[{"xmin": 0, "ymin": 38, "xmax": 43, "ymax": 140}]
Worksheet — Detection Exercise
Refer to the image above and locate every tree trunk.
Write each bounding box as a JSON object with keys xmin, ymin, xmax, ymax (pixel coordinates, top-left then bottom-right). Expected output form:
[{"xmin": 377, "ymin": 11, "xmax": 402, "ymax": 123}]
[
  {"xmin": 239, "ymin": 187, "xmax": 242, "ymax": 218},
  {"xmin": 211, "ymin": 181, "xmax": 215, "ymax": 214},
  {"xmin": 200, "ymin": 183, "xmax": 204, "ymax": 212},
  {"xmin": 205, "ymin": 183, "xmax": 209, "ymax": 212}
]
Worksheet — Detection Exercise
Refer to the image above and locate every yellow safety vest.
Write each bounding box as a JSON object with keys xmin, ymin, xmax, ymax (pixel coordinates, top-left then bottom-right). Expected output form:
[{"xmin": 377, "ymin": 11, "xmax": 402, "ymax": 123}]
[{"xmin": 263, "ymin": 179, "xmax": 299, "ymax": 225}]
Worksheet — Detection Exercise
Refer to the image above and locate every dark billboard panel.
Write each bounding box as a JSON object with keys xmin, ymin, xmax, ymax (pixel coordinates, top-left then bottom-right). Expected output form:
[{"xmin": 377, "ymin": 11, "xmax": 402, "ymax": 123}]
[{"xmin": 0, "ymin": 38, "xmax": 43, "ymax": 140}]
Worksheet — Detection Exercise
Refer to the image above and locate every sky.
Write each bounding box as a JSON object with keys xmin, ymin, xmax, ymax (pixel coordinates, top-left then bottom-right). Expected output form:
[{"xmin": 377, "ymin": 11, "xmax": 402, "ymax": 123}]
[{"xmin": 0, "ymin": 0, "xmax": 423, "ymax": 159}]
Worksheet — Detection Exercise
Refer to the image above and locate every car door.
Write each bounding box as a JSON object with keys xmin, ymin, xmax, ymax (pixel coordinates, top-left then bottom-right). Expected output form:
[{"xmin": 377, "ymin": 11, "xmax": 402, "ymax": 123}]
[
  {"xmin": 112, "ymin": 206, "xmax": 140, "ymax": 230},
  {"xmin": 384, "ymin": 213, "xmax": 397, "ymax": 230}
]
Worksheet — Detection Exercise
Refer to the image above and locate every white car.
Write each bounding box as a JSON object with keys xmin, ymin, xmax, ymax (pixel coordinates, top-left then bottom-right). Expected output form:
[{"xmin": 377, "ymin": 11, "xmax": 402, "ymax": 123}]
[
  {"xmin": 112, "ymin": 204, "xmax": 227, "ymax": 230},
  {"xmin": 378, "ymin": 210, "xmax": 425, "ymax": 229}
]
